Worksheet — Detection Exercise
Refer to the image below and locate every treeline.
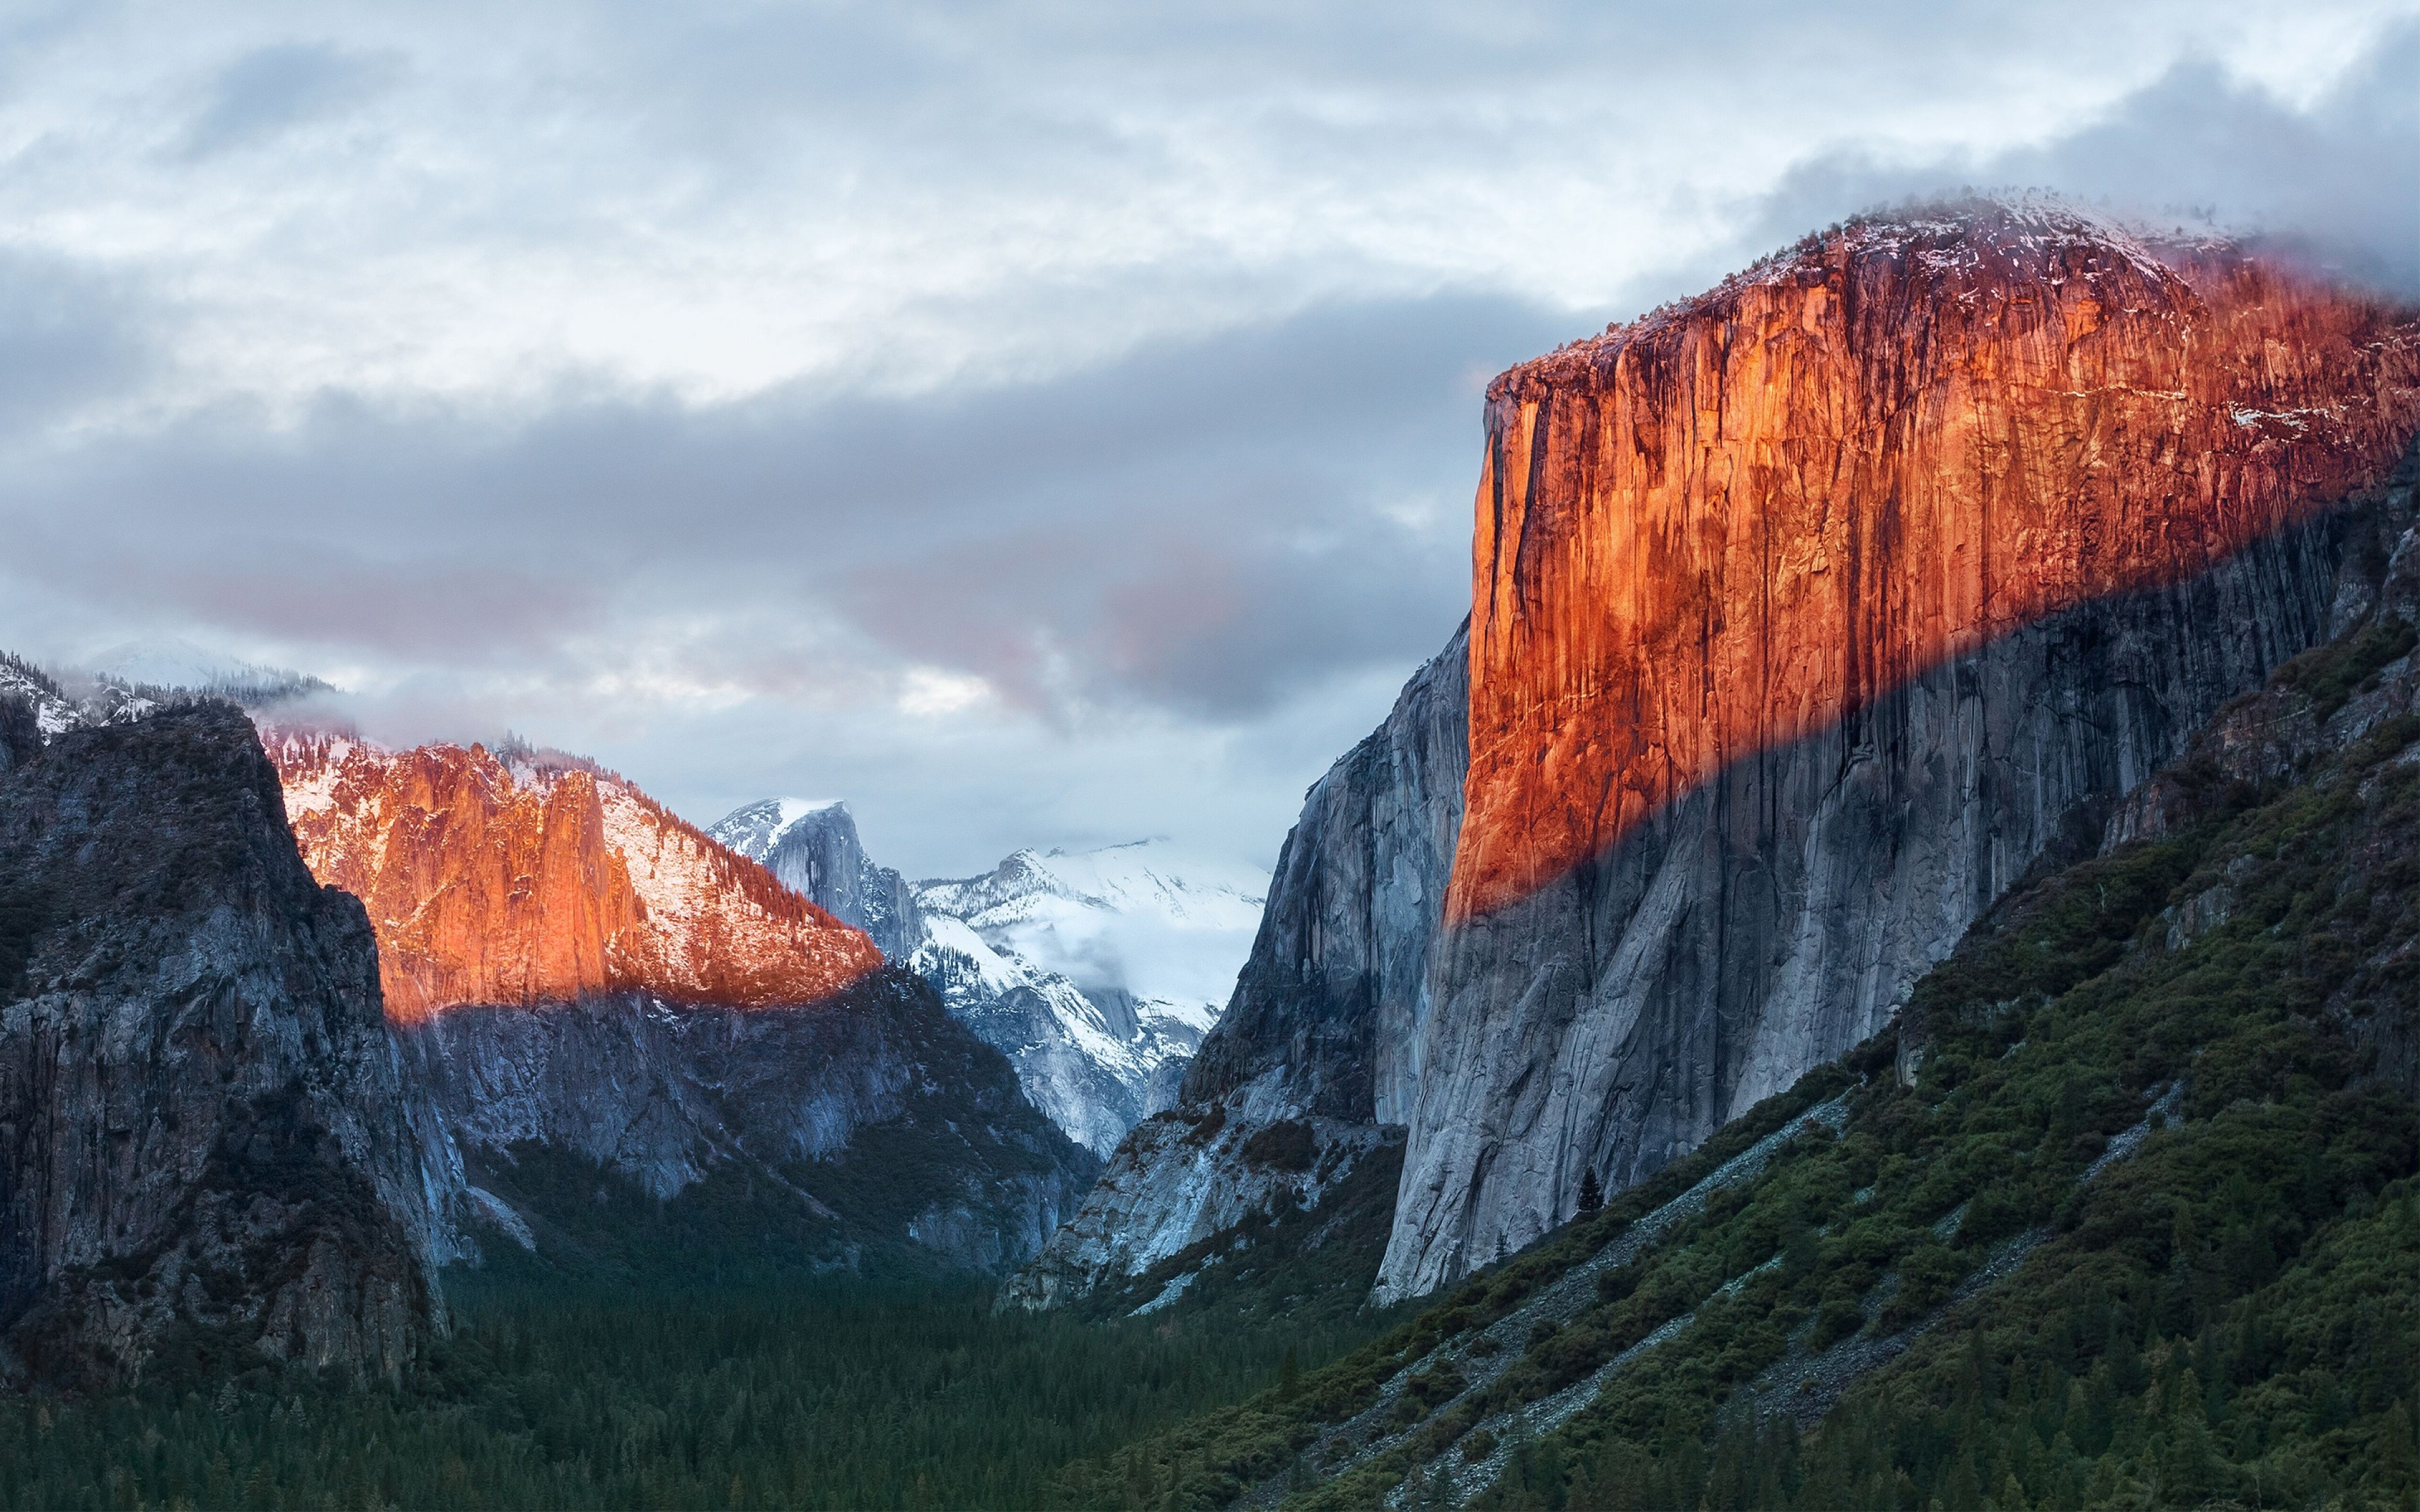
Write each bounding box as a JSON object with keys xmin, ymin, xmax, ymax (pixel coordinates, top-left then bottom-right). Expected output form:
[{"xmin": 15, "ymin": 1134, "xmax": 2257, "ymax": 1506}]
[
  {"xmin": 1051, "ymin": 674, "xmax": 2420, "ymax": 1509},
  {"xmin": 0, "ymin": 1271, "xmax": 1378, "ymax": 1511}
]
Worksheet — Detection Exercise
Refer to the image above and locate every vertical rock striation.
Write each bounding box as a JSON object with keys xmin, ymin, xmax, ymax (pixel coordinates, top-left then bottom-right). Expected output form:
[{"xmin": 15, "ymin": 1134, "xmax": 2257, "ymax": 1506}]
[
  {"xmin": 1376, "ymin": 202, "xmax": 2420, "ymax": 1300},
  {"xmin": 710, "ymin": 800, "xmax": 925, "ymax": 961},
  {"xmin": 0, "ymin": 704, "xmax": 445, "ymax": 1387},
  {"xmin": 1003, "ymin": 628, "xmax": 1468, "ymax": 1307},
  {"xmin": 267, "ymin": 734, "xmax": 883, "ymax": 1024}
]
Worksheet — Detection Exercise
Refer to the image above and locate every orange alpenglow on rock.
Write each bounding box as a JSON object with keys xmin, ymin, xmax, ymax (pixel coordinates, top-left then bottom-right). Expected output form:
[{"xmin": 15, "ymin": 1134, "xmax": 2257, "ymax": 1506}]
[
  {"xmin": 1449, "ymin": 200, "xmax": 2420, "ymax": 923},
  {"xmin": 266, "ymin": 733, "xmax": 884, "ymax": 1022}
]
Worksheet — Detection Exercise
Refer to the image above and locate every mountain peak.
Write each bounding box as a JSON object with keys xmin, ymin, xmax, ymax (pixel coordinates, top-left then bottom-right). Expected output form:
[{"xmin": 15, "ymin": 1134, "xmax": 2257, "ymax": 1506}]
[{"xmin": 267, "ymin": 732, "xmax": 882, "ymax": 1022}]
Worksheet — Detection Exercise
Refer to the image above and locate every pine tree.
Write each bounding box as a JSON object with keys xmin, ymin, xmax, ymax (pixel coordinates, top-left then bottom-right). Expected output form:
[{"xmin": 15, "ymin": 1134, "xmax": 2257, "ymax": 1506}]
[{"xmin": 1578, "ymin": 1167, "xmax": 1605, "ymax": 1215}]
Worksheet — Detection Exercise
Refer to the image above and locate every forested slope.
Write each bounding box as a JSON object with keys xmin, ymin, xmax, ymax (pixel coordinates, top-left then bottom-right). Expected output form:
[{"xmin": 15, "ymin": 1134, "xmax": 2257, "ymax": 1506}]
[{"xmin": 1059, "ymin": 515, "xmax": 2420, "ymax": 1511}]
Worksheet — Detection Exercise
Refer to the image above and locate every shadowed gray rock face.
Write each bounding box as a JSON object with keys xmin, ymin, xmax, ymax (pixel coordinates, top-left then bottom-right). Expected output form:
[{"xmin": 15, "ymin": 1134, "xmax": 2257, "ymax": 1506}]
[
  {"xmin": 1184, "ymin": 622, "xmax": 1470, "ymax": 1127},
  {"xmin": 1374, "ymin": 493, "xmax": 2393, "ymax": 1301},
  {"xmin": 403, "ymin": 967, "xmax": 1101, "ymax": 1274},
  {"xmin": 710, "ymin": 800, "xmax": 924, "ymax": 961},
  {"xmin": 0, "ymin": 702, "xmax": 447, "ymax": 1389},
  {"xmin": 1004, "ymin": 625, "xmax": 1467, "ymax": 1308},
  {"xmin": 1015, "ymin": 462, "xmax": 2411, "ymax": 1314}
]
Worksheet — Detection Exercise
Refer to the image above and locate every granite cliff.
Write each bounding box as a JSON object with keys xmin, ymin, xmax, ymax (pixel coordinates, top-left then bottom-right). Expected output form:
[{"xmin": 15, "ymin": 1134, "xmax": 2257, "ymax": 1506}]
[
  {"xmin": 265, "ymin": 731, "xmax": 1093, "ymax": 1273},
  {"xmin": 268, "ymin": 734, "xmax": 882, "ymax": 1024},
  {"xmin": 1015, "ymin": 199, "xmax": 2420, "ymax": 1312},
  {"xmin": 0, "ymin": 703, "xmax": 446, "ymax": 1388},
  {"xmin": 710, "ymin": 799, "xmax": 925, "ymax": 961},
  {"xmin": 1003, "ymin": 629, "xmax": 1467, "ymax": 1308},
  {"xmin": 1390, "ymin": 202, "xmax": 2420, "ymax": 1298}
]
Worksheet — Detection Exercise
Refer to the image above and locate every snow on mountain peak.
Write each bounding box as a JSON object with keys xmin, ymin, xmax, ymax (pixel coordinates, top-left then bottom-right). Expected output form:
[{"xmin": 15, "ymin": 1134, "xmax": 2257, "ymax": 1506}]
[
  {"xmin": 915, "ymin": 837, "xmax": 1264, "ymax": 1011},
  {"xmin": 777, "ymin": 796, "xmax": 844, "ymax": 829}
]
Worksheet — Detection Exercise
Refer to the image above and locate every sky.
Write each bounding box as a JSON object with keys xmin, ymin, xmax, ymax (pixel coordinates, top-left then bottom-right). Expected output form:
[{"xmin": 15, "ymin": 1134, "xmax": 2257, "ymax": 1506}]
[{"xmin": 0, "ymin": 1, "xmax": 2414, "ymax": 880}]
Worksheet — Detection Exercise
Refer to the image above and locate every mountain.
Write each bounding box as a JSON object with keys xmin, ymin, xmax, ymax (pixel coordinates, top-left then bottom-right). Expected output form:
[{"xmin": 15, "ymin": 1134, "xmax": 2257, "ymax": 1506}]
[
  {"xmin": 714, "ymin": 798, "xmax": 1267, "ymax": 1158},
  {"xmin": 0, "ymin": 655, "xmax": 83, "ymax": 744},
  {"xmin": 710, "ymin": 798, "xmax": 924, "ymax": 959},
  {"xmin": 1056, "ymin": 488, "xmax": 2420, "ymax": 1508},
  {"xmin": 1386, "ymin": 200, "xmax": 2419, "ymax": 1302},
  {"xmin": 1005, "ymin": 633, "xmax": 1465, "ymax": 1309},
  {"xmin": 263, "ymin": 732, "xmax": 1097, "ymax": 1274},
  {"xmin": 913, "ymin": 841, "xmax": 1263, "ymax": 1155},
  {"xmin": 271, "ymin": 735, "xmax": 884, "ymax": 1024},
  {"xmin": 1015, "ymin": 198, "xmax": 2420, "ymax": 1315},
  {"xmin": 0, "ymin": 700, "xmax": 447, "ymax": 1389}
]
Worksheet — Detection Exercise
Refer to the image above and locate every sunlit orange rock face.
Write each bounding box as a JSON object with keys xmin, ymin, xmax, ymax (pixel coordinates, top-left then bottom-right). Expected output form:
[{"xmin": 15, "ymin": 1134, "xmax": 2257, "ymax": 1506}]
[
  {"xmin": 1451, "ymin": 205, "xmax": 2420, "ymax": 922},
  {"xmin": 265, "ymin": 733, "xmax": 883, "ymax": 1023}
]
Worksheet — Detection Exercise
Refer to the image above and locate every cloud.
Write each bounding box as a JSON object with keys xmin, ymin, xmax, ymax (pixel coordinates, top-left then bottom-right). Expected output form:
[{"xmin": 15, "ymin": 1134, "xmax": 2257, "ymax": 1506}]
[
  {"xmin": 1734, "ymin": 20, "xmax": 2420, "ymax": 295},
  {"xmin": 0, "ymin": 1, "xmax": 2414, "ymax": 877},
  {"xmin": 0, "ymin": 292, "xmax": 1553, "ymax": 724},
  {"xmin": 176, "ymin": 43, "xmax": 399, "ymax": 159},
  {"xmin": 0, "ymin": 251, "xmax": 159, "ymax": 434}
]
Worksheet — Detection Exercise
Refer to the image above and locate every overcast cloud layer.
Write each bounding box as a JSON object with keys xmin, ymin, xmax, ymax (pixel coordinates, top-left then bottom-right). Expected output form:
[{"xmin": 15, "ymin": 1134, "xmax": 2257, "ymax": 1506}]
[{"xmin": 1, "ymin": 1, "xmax": 2415, "ymax": 877}]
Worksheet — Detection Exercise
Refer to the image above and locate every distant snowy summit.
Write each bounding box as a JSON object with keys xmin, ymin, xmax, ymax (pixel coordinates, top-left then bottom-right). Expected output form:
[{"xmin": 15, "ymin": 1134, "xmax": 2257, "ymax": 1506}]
[
  {"xmin": 711, "ymin": 799, "xmax": 926, "ymax": 960},
  {"xmin": 713, "ymin": 803, "xmax": 1267, "ymax": 1157}
]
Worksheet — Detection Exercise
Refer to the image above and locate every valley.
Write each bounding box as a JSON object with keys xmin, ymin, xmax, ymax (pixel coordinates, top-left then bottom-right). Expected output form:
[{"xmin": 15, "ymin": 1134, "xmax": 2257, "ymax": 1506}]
[{"xmin": 2, "ymin": 197, "xmax": 2416, "ymax": 1509}]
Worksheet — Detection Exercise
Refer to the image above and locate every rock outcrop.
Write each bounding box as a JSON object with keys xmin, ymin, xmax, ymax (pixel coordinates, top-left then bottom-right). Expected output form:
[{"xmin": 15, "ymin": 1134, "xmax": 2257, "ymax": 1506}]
[
  {"xmin": 1015, "ymin": 200, "xmax": 2420, "ymax": 1314},
  {"xmin": 403, "ymin": 968, "xmax": 1098, "ymax": 1273},
  {"xmin": 0, "ymin": 703, "xmax": 445, "ymax": 1388},
  {"xmin": 267, "ymin": 731, "xmax": 1090, "ymax": 1274},
  {"xmin": 1378, "ymin": 202, "xmax": 2420, "ymax": 1299},
  {"xmin": 268, "ymin": 734, "xmax": 882, "ymax": 1024},
  {"xmin": 1005, "ymin": 628, "xmax": 1467, "ymax": 1306},
  {"xmin": 716, "ymin": 798, "xmax": 1263, "ymax": 1160},
  {"xmin": 710, "ymin": 799, "xmax": 925, "ymax": 960}
]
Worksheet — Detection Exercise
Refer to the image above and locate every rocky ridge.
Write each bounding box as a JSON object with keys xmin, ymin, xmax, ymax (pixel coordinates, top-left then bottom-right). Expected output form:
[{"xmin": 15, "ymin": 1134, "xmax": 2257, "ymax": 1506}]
[
  {"xmin": 717, "ymin": 799, "xmax": 1262, "ymax": 1159},
  {"xmin": 261, "ymin": 729, "xmax": 1090, "ymax": 1274},
  {"xmin": 711, "ymin": 799, "xmax": 925, "ymax": 960},
  {"xmin": 268, "ymin": 733, "xmax": 884, "ymax": 1025},
  {"xmin": 1006, "ymin": 629, "xmax": 1467, "ymax": 1307},
  {"xmin": 0, "ymin": 701, "xmax": 447, "ymax": 1388}
]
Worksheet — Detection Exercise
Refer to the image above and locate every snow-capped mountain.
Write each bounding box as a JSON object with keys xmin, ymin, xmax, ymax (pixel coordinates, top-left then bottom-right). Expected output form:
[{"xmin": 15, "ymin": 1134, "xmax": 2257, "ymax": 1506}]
[
  {"xmin": 712, "ymin": 801, "xmax": 1267, "ymax": 1158},
  {"xmin": 915, "ymin": 842, "xmax": 1265, "ymax": 1156},
  {"xmin": 0, "ymin": 654, "xmax": 83, "ymax": 742},
  {"xmin": 0, "ymin": 641, "xmax": 333, "ymax": 745},
  {"xmin": 710, "ymin": 799, "xmax": 925, "ymax": 959}
]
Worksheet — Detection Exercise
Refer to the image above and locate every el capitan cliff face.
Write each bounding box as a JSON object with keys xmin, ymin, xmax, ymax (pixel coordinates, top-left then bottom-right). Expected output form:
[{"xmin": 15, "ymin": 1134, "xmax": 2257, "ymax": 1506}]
[
  {"xmin": 1453, "ymin": 208, "xmax": 2420, "ymax": 924},
  {"xmin": 267, "ymin": 735, "xmax": 882, "ymax": 1024},
  {"xmin": 1379, "ymin": 204, "xmax": 2420, "ymax": 1299}
]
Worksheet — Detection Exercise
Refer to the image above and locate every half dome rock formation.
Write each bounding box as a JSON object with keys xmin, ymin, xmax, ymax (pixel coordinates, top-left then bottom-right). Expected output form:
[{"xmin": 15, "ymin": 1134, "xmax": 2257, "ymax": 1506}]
[
  {"xmin": 0, "ymin": 702, "xmax": 446, "ymax": 1388},
  {"xmin": 264, "ymin": 732, "xmax": 1089, "ymax": 1274},
  {"xmin": 710, "ymin": 799, "xmax": 925, "ymax": 961},
  {"xmin": 266, "ymin": 734, "xmax": 883, "ymax": 1023},
  {"xmin": 1381, "ymin": 200, "xmax": 2420, "ymax": 1300}
]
